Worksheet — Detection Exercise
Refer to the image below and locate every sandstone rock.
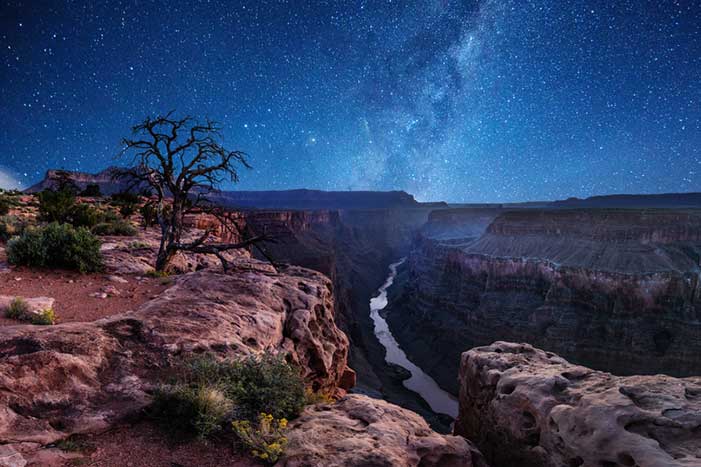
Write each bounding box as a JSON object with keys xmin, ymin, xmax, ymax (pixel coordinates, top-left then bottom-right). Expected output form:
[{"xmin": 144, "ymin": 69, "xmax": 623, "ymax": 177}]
[
  {"xmin": 279, "ymin": 395, "xmax": 487, "ymax": 467},
  {"xmin": 0, "ymin": 445, "xmax": 25, "ymax": 467},
  {"xmin": 455, "ymin": 341, "xmax": 701, "ymax": 467},
  {"xmin": 0, "ymin": 260, "xmax": 349, "ymax": 455},
  {"xmin": 105, "ymin": 275, "xmax": 128, "ymax": 284}
]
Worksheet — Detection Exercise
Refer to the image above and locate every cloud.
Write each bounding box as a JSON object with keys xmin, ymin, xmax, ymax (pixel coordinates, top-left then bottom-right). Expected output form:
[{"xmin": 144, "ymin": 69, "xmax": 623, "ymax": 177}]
[{"xmin": 0, "ymin": 168, "xmax": 25, "ymax": 190}]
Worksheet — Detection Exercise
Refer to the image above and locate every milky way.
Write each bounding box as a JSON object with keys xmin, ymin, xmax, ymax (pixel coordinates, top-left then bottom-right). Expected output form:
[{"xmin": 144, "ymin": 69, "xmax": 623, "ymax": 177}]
[{"xmin": 1, "ymin": 1, "xmax": 700, "ymax": 201}]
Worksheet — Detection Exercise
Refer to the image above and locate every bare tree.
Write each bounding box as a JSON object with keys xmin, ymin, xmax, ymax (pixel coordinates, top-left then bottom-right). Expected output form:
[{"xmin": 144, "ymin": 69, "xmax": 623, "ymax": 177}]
[{"xmin": 117, "ymin": 112, "xmax": 272, "ymax": 271}]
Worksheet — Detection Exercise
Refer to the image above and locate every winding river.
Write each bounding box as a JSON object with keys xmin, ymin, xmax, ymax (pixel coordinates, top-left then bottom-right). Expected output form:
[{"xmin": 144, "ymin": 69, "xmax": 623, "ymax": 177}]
[{"xmin": 370, "ymin": 258, "xmax": 459, "ymax": 418}]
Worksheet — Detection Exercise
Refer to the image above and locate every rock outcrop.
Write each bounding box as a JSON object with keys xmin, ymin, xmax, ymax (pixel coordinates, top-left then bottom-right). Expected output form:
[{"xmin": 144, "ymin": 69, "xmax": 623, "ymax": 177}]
[
  {"xmin": 280, "ymin": 395, "xmax": 487, "ymax": 467},
  {"xmin": 0, "ymin": 260, "xmax": 349, "ymax": 460},
  {"xmin": 455, "ymin": 341, "xmax": 701, "ymax": 467},
  {"xmin": 385, "ymin": 208, "xmax": 701, "ymax": 394}
]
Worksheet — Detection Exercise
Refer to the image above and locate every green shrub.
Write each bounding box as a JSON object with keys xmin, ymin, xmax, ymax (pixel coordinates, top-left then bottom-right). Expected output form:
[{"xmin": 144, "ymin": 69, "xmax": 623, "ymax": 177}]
[
  {"xmin": 0, "ymin": 216, "xmax": 25, "ymax": 242},
  {"xmin": 152, "ymin": 383, "xmax": 232, "ymax": 439},
  {"xmin": 92, "ymin": 220, "xmax": 137, "ymax": 236},
  {"xmin": 6, "ymin": 297, "xmax": 30, "ymax": 320},
  {"xmin": 232, "ymin": 413, "xmax": 288, "ymax": 464},
  {"xmin": 68, "ymin": 203, "xmax": 102, "ymax": 228},
  {"xmin": 8, "ymin": 223, "xmax": 103, "ymax": 273},
  {"xmin": 0, "ymin": 194, "xmax": 14, "ymax": 216},
  {"xmin": 150, "ymin": 353, "xmax": 306, "ymax": 443},
  {"xmin": 80, "ymin": 183, "xmax": 102, "ymax": 197},
  {"xmin": 31, "ymin": 308, "xmax": 55, "ymax": 325},
  {"xmin": 140, "ymin": 202, "xmax": 158, "ymax": 227},
  {"xmin": 224, "ymin": 353, "xmax": 306, "ymax": 421},
  {"xmin": 38, "ymin": 189, "xmax": 76, "ymax": 223},
  {"xmin": 7, "ymin": 227, "xmax": 45, "ymax": 266}
]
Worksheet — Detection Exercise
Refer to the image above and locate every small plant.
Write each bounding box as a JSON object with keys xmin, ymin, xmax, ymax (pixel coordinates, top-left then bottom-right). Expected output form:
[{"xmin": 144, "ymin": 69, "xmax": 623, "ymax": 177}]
[
  {"xmin": 225, "ymin": 353, "xmax": 306, "ymax": 421},
  {"xmin": 8, "ymin": 223, "xmax": 103, "ymax": 273},
  {"xmin": 31, "ymin": 308, "xmax": 55, "ymax": 325},
  {"xmin": 304, "ymin": 388, "xmax": 335, "ymax": 405},
  {"xmin": 127, "ymin": 241, "xmax": 149, "ymax": 249},
  {"xmin": 68, "ymin": 203, "xmax": 102, "ymax": 228},
  {"xmin": 6, "ymin": 297, "xmax": 30, "ymax": 320},
  {"xmin": 145, "ymin": 269, "xmax": 170, "ymax": 278},
  {"xmin": 80, "ymin": 183, "xmax": 102, "ymax": 197},
  {"xmin": 0, "ymin": 215, "xmax": 24, "ymax": 242},
  {"xmin": 92, "ymin": 220, "xmax": 137, "ymax": 236},
  {"xmin": 0, "ymin": 192, "xmax": 16, "ymax": 216},
  {"xmin": 151, "ymin": 383, "xmax": 232, "ymax": 439},
  {"xmin": 232, "ymin": 413, "xmax": 288, "ymax": 464},
  {"xmin": 38, "ymin": 188, "xmax": 77, "ymax": 223}
]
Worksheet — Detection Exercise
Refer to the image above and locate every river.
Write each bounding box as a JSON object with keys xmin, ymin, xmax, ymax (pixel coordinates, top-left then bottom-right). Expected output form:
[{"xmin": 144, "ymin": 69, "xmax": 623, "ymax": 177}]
[{"xmin": 369, "ymin": 258, "xmax": 459, "ymax": 418}]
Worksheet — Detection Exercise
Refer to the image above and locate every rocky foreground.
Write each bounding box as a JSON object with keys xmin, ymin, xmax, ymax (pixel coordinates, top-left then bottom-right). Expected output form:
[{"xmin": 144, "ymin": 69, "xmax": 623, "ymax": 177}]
[
  {"xmin": 456, "ymin": 341, "xmax": 701, "ymax": 467},
  {"xmin": 0, "ymin": 259, "xmax": 476, "ymax": 466}
]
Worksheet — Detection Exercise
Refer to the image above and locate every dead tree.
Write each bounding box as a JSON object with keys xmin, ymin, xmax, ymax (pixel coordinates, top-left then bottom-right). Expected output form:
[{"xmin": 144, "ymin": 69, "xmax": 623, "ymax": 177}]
[{"xmin": 116, "ymin": 112, "xmax": 272, "ymax": 271}]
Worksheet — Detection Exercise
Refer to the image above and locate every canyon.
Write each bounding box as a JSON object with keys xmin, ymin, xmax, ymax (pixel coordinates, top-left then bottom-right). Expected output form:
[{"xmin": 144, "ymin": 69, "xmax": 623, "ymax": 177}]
[{"xmin": 12, "ymin": 169, "xmax": 701, "ymax": 465}]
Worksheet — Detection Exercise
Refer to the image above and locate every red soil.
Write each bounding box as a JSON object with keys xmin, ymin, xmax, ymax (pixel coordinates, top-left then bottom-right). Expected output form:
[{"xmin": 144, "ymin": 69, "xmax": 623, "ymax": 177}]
[
  {"xmin": 0, "ymin": 268, "xmax": 171, "ymax": 326},
  {"xmin": 56, "ymin": 421, "xmax": 257, "ymax": 467}
]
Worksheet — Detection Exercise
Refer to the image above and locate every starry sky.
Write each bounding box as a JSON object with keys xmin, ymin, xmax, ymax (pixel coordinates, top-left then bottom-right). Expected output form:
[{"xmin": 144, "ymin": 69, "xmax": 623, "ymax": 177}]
[{"xmin": 1, "ymin": 0, "xmax": 700, "ymax": 202}]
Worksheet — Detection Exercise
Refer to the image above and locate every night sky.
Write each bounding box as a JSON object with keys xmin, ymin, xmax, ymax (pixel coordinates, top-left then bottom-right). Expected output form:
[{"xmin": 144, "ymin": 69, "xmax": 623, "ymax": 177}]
[{"xmin": 1, "ymin": 1, "xmax": 700, "ymax": 202}]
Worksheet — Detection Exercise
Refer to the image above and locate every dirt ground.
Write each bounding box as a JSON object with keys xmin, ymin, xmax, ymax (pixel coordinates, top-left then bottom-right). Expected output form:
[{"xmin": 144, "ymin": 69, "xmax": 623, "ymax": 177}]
[
  {"xmin": 54, "ymin": 421, "xmax": 257, "ymax": 467},
  {"xmin": 0, "ymin": 267, "xmax": 171, "ymax": 326}
]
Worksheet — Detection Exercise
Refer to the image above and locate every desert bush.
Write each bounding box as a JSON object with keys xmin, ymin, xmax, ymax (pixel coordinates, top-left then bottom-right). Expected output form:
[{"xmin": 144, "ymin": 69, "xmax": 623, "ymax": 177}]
[
  {"xmin": 224, "ymin": 353, "xmax": 306, "ymax": 421},
  {"xmin": 110, "ymin": 191, "xmax": 140, "ymax": 219},
  {"xmin": 38, "ymin": 189, "xmax": 76, "ymax": 223},
  {"xmin": 152, "ymin": 384, "xmax": 232, "ymax": 439},
  {"xmin": 7, "ymin": 223, "xmax": 103, "ymax": 273},
  {"xmin": 140, "ymin": 202, "xmax": 158, "ymax": 228},
  {"xmin": 91, "ymin": 220, "xmax": 137, "ymax": 236},
  {"xmin": 5, "ymin": 297, "xmax": 30, "ymax": 320},
  {"xmin": 0, "ymin": 193, "xmax": 14, "ymax": 216},
  {"xmin": 232, "ymin": 413, "xmax": 288, "ymax": 464},
  {"xmin": 151, "ymin": 353, "xmax": 306, "ymax": 443},
  {"xmin": 68, "ymin": 203, "xmax": 102, "ymax": 228},
  {"xmin": 31, "ymin": 308, "xmax": 55, "ymax": 325},
  {"xmin": 0, "ymin": 216, "xmax": 25, "ymax": 242},
  {"xmin": 80, "ymin": 183, "xmax": 102, "ymax": 197},
  {"xmin": 4, "ymin": 298, "xmax": 55, "ymax": 325}
]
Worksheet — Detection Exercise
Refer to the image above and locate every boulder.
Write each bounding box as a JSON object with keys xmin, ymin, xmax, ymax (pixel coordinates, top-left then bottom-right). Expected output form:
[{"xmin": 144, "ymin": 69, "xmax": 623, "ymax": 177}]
[
  {"xmin": 279, "ymin": 394, "xmax": 487, "ymax": 467},
  {"xmin": 455, "ymin": 341, "xmax": 701, "ymax": 467}
]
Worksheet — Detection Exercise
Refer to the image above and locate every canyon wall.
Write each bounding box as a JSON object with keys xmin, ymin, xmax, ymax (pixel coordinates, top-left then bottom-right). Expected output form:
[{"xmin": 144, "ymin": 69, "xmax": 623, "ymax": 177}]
[{"xmin": 385, "ymin": 208, "xmax": 701, "ymax": 394}]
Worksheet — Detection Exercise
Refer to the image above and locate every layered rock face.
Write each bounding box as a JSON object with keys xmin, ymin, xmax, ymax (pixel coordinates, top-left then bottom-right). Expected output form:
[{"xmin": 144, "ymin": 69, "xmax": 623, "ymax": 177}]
[
  {"xmin": 281, "ymin": 395, "xmax": 487, "ymax": 467},
  {"xmin": 455, "ymin": 342, "xmax": 701, "ymax": 467},
  {"xmin": 0, "ymin": 261, "xmax": 350, "ymax": 459},
  {"xmin": 386, "ymin": 208, "xmax": 701, "ymax": 394}
]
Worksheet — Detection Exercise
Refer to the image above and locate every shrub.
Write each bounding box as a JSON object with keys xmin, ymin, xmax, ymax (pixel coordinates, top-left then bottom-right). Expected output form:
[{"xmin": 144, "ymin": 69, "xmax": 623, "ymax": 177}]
[
  {"xmin": 232, "ymin": 413, "xmax": 288, "ymax": 464},
  {"xmin": 6, "ymin": 297, "xmax": 30, "ymax": 320},
  {"xmin": 150, "ymin": 353, "xmax": 306, "ymax": 444},
  {"xmin": 68, "ymin": 203, "xmax": 102, "ymax": 228},
  {"xmin": 38, "ymin": 189, "xmax": 76, "ymax": 223},
  {"xmin": 110, "ymin": 191, "xmax": 140, "ymax": 219},
  {"xmin": 0, "ymin": 216, "xmax": 25, "ymax": 242},
  {"xmin": 0, "ymin": 193, "xmax": 14, "ymax": 216},
  {"xmin": 92, "ymin": 220, "xmax": 137, "ymax": 236},
  {"xmin": 7, "ymin": 227, "xmax": 45, "ymax": 266},
  {"xmin": 8, "ymin": 223, "xmax": 103, "ymax": 273},
  {"xmin": 140, "ymin": 202, "xmax": 158, "ymax": 228},
  {"xmin": 31, "ymin": 308, "xmax": 55, "ymax": 325},
  {"xmin": 224, "ymin": 353, "xmax": 306, "ymax": 421},
  {"xmin": 151, "ymin": 384, "xmax": 232, "ymax": 439},
  {"xmin": 80, "ymin": 183, "xmax": 102, "ymax": 197},
  {"xmin": 4, "ymin": 298, "xmax": 55, "ymax": 325}
]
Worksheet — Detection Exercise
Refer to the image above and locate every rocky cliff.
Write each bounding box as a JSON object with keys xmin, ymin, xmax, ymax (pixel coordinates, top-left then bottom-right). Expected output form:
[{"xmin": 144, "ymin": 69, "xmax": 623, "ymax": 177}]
[
  {"xmin": 385, "ymin": 208, "xmax": 701, "ymax": 394},
  {"xmin": 0, "ymin": 260, "xmax": 350, "ymax": 463},
  {"xmin": 455, "ymin": 341, "xmax": 701, "ymax": 467}
]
